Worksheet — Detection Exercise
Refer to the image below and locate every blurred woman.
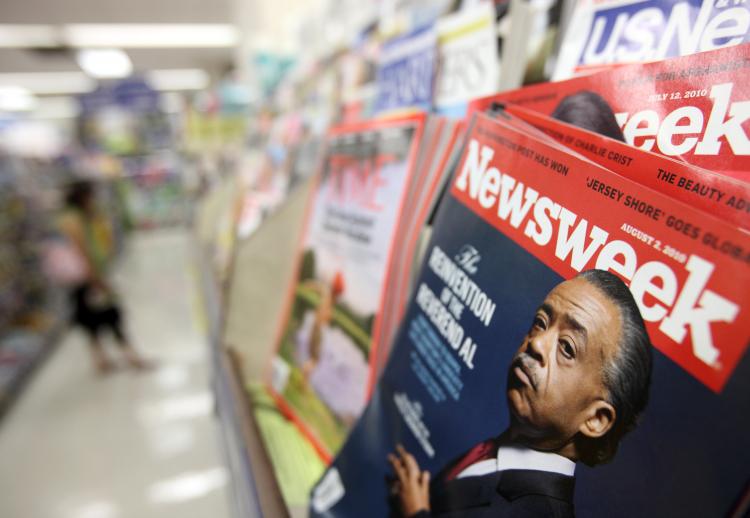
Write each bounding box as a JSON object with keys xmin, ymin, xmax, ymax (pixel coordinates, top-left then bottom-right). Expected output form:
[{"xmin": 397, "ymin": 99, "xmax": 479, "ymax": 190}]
[{"xmin": 59, "ymin": 181, "xmax": 148, "ymax": 373}]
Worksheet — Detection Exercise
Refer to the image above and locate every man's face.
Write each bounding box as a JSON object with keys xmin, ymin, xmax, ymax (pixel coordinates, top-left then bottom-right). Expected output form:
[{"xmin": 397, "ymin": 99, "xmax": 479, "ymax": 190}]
[{"xmin": 506, "ymin": 278, "xmax": 621, "ymax": 447}]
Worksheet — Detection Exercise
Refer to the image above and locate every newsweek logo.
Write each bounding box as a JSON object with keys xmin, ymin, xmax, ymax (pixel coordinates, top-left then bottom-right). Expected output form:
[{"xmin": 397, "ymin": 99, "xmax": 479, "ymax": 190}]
[
  {"xmin": 579, "ymin": 0, "xmax": 750, "ymax": 67},
  {"xmin": 615, "ymin": 82, "xmax": 750, "ymax": 156},
  {"xmin": 453, "ymin": 137, "xmax": 746, "ymax": 391}
]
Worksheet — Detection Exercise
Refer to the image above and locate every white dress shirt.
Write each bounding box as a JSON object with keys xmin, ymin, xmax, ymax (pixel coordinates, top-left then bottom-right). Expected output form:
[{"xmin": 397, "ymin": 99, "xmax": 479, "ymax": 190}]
[{"xmin": 456, "ymin": 444, "xmax": 576, "ymax": 479}]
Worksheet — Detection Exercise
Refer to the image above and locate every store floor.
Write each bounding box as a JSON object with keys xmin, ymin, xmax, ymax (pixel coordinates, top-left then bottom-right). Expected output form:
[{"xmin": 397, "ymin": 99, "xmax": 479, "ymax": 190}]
[{"xmin": 0, "ymin": 229, "xmax": 231, "ymax": 518}]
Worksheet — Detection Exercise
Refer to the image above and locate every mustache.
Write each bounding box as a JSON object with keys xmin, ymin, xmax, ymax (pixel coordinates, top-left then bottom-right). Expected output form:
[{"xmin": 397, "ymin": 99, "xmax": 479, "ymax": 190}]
[{"xmin": 512, "ymin": 354, "xmax": 538, "ymax": 389}]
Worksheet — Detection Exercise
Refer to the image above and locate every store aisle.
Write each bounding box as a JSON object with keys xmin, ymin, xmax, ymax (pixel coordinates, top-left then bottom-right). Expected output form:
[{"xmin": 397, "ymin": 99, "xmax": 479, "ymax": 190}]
[{"xmin": 0, "ymin": 229, "xmax": 230, "ymax": 518}]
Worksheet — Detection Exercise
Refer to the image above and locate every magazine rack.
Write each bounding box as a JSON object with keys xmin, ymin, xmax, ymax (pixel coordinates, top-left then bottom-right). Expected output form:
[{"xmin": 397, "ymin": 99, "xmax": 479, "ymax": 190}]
[
  {"xmin": 196, "ymin": 178, "xmax": 315, "ymax": 517},
  {"xmin": 213, "ymin": 348, "xmax": 288, "ymax": 517}
]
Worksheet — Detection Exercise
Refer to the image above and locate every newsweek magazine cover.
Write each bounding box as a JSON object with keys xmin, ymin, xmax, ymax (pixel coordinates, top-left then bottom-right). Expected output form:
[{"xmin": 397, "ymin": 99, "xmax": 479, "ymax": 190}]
[
  {"xmin": 309, "ymin": 111, "xmax": 749, "ymax": 518},
  {"xmin": 374, "ymin": 26, "xmax": 438, "ymax": 115},
  {"xmin": 434, "ymin": 2, "xmax": 500, "ymax": 118},
  {"xmin": 501, "ymin": 103, "xmax": 750, "ymax": 229},
  {"xmin": 269, "ymin": 114, "xmax": 425, "ymax": 460},
  {"xmin": 553, "ymin": 0, "xmax": 750, "ymax": 80},
  {"xmin": 469, "ymin": 44, "xmax": 750, "ymax": 182}
]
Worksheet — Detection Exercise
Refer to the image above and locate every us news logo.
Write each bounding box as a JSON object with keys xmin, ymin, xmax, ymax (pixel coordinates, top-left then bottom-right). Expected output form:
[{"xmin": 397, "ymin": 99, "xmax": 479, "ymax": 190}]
[{"xmin": 455, "ymin": 244, "xmax": 481, "ymax": 275}]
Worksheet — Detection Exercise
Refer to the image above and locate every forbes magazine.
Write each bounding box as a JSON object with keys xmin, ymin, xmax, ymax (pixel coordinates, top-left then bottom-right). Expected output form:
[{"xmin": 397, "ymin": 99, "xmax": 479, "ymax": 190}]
[{"xmin": 310, "ymin": 112, "xmax": 750, "ymax": 517}]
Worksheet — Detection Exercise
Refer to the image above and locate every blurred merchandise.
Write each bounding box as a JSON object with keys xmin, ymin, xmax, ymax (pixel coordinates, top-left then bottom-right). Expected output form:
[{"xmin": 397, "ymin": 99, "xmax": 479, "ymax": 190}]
[
  {"xmin": 77, "ymin": 78, "xmax": 188, "ymax": 229},
  {"xmin": 0, "ymin": 154, "xmax": 66, "ymax": 417}
]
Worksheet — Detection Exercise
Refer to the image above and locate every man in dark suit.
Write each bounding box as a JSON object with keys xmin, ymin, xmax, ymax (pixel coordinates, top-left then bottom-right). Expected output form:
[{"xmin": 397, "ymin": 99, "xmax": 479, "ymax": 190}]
[{"xmin": 388, "ymin": 270, "xmax": 653, "ymax": 517}]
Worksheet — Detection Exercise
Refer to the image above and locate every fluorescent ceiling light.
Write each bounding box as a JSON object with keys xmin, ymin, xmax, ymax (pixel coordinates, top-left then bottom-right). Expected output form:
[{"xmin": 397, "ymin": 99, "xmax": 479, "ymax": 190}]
[
  {"xmin": 0, "ymin": 24, "xmax": 237, "ymax": 49},
  {"xmin": 0, "ymin": 86, "xmax": 37, "ymax": 111},
  {"xmin": 146, "ymin": 69, "xmax": 209, "ymax": 91},
  {"xmin": 0, "ymin": 72, "xmax": 96, "ymax": 95},
  {"xmin": 0, "ymin": 68, "xmax": 208, "ymax": 100},
  {"xmin": 0, "ymin": 24, "xmax": 60, "ymax": 48},
  {"xmin": 64, "ymin": 24, "xmax": 239, "ymax": 48},
  {"xmin": 76, "ymin": 49, "xmax": 133, "ymax": 79}
]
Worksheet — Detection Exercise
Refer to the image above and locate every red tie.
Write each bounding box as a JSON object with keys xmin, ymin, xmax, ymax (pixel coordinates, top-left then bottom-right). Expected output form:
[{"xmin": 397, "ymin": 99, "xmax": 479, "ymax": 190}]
[{"xmin": 444, "ymin": 439, "xmax": 498, "ymax": 481}]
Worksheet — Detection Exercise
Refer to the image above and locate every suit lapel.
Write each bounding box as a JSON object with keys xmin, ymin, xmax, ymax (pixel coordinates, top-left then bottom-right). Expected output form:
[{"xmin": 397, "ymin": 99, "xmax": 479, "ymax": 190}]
[
  {"xmin": 431, "ymin": 470, "xmax": 575, "ymax": 513},
  {"xmin": 431, "ymin": 472, "xmax": 502, "ymax": 511}
]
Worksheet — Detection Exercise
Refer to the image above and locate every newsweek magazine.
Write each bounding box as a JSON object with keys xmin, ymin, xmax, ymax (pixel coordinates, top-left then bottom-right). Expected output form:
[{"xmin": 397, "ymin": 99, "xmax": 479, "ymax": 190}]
[
  {"xmin": 269, "ymin": 114, "xmax": 425, "ymax": 460},
  {"xmin": 469, "ymin": 44, "xmax": 750, "ymax": 182},
  {"xmin": 309, "ymin": 111, "xmax": 749, "ymax": 517},
  {"xmin": 374, "ymin": 26, "xmax": 438, "ymax": 115},
  {"xmin": 553, "ymin": 0, "xmax": 750, "ymax": 80},
  {"xmin": 501, "ymin": 103, "xmax": 750, "ymax": 229}
]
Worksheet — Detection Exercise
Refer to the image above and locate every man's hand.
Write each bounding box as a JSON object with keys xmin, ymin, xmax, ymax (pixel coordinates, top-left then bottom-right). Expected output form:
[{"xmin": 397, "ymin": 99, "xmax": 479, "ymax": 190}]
[{"xmin": 388, "ymin": 444, "xmax": 431, "ymax": 517}]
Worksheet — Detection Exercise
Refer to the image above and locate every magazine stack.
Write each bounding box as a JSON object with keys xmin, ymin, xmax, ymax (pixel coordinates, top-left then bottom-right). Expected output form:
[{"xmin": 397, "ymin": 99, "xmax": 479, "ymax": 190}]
[
  {"xmin": 305, "ymin": 45, "xmax": 749, "ymax": 518},
  {"xmin": 199, "ymin": 2, "xmax": 750, "ymax": 517}
]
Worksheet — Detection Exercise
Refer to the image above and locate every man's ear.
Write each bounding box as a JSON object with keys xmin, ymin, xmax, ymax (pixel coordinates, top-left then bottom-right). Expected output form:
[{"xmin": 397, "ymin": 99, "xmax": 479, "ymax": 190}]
[{"xmin": 579, "ymin": 401, "xmax": 616, "ymax": 439}]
